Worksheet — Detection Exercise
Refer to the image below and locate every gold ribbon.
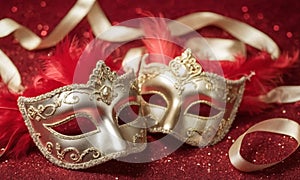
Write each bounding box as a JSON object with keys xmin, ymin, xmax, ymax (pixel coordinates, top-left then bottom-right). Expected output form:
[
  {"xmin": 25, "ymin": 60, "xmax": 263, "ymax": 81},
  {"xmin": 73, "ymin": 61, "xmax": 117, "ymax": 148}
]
[
  {"xmin": 228, "ymin": 87, "xmax": 300, "ymax": 172},
  {"xmin": 169, "ymin": 12, "xmax": 280, "ymax": 59},
  {"xmin": 185, "ymin": 37, "xmax": 246, "ymax": 61},
  {"xmin": 229, "ymin": 118, "xmax": 300, "ymax": 172},
  {"xmin": 259, "ymin": 86, "xmax": 300, "ymax": 103},
  {"xmin": 0, "ymin": 0, "xmax": 109, "ymax": 50},
  {"xmin": 0, "ymin": 50, "xmax": 23, "ymax": 93}
]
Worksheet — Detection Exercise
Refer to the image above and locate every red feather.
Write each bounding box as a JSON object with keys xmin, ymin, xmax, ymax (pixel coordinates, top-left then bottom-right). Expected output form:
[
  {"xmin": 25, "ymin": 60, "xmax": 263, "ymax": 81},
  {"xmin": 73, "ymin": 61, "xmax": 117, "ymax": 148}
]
[
  {"xmin": 0, "ymin": 85, "xmax": 33, "ymax": 158},
  {"xmin": 40, "ymin": 37, "xmax": 87, "ymax": 86},
  {"xmin": 222, "ymin": 51, "xmax": 299, "ymax": 113},
  {"xmin": 138, "ymin": 10, "xmax": 182, "ymax": 64}
]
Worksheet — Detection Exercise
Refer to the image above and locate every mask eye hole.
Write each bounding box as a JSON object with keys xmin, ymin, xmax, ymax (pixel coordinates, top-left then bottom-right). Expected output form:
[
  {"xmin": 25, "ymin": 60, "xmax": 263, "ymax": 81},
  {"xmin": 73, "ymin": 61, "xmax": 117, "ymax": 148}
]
[
  {"xmin": 187, "ymin": 102, "xmax": 221, "ymax": 117},
  {"xmin": 117, "ymin": 104, "xmax": 140, "ymax": 126},
  {"xmin": 142, "ymin": 93, "xmax": 167, "ymax": 107},
  {"xmin": 50, "ymin": 114, "xmax": 97, "ymax": 136}
]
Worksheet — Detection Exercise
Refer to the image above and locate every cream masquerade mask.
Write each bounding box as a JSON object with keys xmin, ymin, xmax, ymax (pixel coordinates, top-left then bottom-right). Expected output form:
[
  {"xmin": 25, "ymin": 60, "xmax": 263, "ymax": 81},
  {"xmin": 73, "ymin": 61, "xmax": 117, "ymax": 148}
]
[
  {"xmin": 0, "ymin": 0, "xmax": 300, "ymax": 172},
  {"xmin": 18, "ymin": 61, "xmax": 146, "ymax": 169}
]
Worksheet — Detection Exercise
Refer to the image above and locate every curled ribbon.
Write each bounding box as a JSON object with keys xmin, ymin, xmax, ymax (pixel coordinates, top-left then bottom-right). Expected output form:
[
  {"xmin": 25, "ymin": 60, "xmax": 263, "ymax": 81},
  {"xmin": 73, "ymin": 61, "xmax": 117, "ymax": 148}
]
[
  {"xmin": 0, "ymin": 0, "xmax": 109, "ymax": 50},
  {"xmin": 0, "ymin": 50, "xmax": 23, "ymax": 93},
  {"xmin": 229, "ymin": 118, "xmax": 300, "ymax": 172}
]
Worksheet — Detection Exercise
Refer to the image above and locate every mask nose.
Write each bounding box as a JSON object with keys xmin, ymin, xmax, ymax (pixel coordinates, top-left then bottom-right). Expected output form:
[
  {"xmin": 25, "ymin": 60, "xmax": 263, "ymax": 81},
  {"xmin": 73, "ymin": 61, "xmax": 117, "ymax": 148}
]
[
  {"xmin": 92, "ymin": 117, "xmax": 128, "ymax": 154},
  {"xmin": 162, "ymin": 98, "xmax": 181, "ymax": 131}
]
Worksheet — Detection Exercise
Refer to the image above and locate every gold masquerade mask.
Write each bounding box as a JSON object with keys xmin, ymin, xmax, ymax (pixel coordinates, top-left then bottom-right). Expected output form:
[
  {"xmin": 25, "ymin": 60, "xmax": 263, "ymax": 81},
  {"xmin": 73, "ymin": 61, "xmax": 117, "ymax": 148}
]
[
  {"xmin": 18, "ymin": 61, "xmax": 146, "ymax": 169},
  {"xmin": 139, "ymin": 49, "xmax": 246, "ymax": 147}
]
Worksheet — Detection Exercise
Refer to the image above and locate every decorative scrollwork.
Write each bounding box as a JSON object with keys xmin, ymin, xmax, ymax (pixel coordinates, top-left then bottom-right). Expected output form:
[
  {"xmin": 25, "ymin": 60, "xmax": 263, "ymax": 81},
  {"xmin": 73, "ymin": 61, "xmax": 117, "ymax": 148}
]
[
  {"xmin": 170, "ymin": 48, "xmax": 202, "ymax": 80},
  {"xmin": 87, "ymin": 61, "xmax": 117, "ymax": 105},
  {"xmin": 168, "ymin": 49, "xmax": 203, "ymax": 95},
  {"xmin": 225, "ymin": 86, "xmax": 238, "ymax": 103},
  {"xmin": 27, "ymin": 98, "xmax": 62, "ymax": 121},
  {"xmin": 45, "ymin": 142, "xmax": 102, "ymax": 163},
  {"xmin": 187, "ymin": 128, "xmax": 203, "ymax": 138},
  {"xmin": 138, "ymin": 73, "xmax": 159, "ymax": 91},
  {"xmin": 91, "ymin": 85, "xmax": 115, "ymax": 105},
  {"xmin": 132, "ymin": 129, "xmax": 145, "ymax": 144},
  {"xmin": 46, "ymin": 142, "xmax": 54, "ymax": 153},
  {"xmin": 62, "ymin": 91, "xmax": 83, "ymax": 104}
]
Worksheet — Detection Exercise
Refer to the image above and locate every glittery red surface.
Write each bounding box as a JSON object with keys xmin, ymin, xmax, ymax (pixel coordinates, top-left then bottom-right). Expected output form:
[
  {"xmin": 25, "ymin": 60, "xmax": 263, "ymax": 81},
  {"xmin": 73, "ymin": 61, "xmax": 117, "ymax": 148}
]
[{"xmin": 0, "ymin": 0, "xmax": 300, "ymax": 179}]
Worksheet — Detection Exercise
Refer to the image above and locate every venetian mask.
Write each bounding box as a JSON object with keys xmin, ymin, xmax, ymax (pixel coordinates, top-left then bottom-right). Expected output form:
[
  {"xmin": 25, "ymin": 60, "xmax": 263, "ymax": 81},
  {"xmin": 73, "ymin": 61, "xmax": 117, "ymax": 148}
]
[
  {"xmin": 18, "ymin": 61, "xmax": 146, "ymax": 169},
  {"xmin": 139, "ymin": 49, "xmax": 246, "ymax": 147}
]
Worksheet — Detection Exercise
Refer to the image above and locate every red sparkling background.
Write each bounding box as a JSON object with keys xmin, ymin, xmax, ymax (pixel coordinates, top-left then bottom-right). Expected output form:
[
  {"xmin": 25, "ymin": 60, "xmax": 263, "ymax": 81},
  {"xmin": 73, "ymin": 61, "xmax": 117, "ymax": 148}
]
[{"xmin": 0, "ymin": 0, "xmax": 300, "ymax": 179}]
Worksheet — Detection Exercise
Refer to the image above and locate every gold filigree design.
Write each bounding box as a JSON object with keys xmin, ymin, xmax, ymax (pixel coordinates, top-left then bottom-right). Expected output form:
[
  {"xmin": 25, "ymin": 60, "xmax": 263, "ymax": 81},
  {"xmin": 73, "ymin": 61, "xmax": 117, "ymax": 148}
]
[
  {"xmin": 187, "ymin": 128, "xmax": 203, "ymax": 138},
  {"xmin": 138, "ymin": 72, "xmax": 159, "ymax": 91},
  {"xmin": 167, "ymin": 49, "xmax": 202, "ymax": 94},
  {"xmin": 27, "ymin": 98, "xmax": 62, "ymax": 121},
  {"xmin": 130, "ymin": 79, "xmax": 139, "ymax": 92},
  {"xmin": 62, "ymin": 91, "xmax": 83, "ymax": 104},
  {"xmin": 91, "ymin": 85, "xmax": 115, "ymax": 105},
  {"xmin": 46, "ymin": 142, "xmax": 53, "ymax": 153},
  {"xmin": 47, "ymin": 142, "xmax": 102, "ymax": 163},
  {"xmin": 88, "ymin": 61, "xmax": 117, "ymax": 105},
  {"xmin": 170, "ymin": 48, "xmax": 202, "ymax": 79},
  {"xmin": 25, "ymin": 61, "xmax": 121, "ymax": 122},
  {"xmin": 132, "ymin": 129, "xmax": 145, "ymax": 144}
]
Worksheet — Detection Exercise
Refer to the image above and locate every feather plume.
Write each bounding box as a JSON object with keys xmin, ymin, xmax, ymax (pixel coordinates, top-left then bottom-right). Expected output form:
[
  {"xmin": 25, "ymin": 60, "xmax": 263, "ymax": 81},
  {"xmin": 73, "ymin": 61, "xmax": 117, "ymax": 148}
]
[
  {"xmin": 224, "ymin": 51, "xmax": 299, "ymax": 113},
  {"xmin": 40, "ymin": 37, "xmax": 85, "ymax": 86},
  {"xmin": 138, "ymin": 10, "xmax": 182, "ymax": 64},
  {"xmin": 0, "ymin": 84, "xmax": 31, "ymax": 158}
]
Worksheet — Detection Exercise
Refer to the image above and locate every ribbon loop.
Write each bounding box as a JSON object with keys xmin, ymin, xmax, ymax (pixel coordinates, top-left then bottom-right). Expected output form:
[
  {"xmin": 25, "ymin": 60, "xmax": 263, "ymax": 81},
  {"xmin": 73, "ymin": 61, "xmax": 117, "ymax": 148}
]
[{"xmin": 229, "ymin": 118, "xmax": 300, "ymax": 172}]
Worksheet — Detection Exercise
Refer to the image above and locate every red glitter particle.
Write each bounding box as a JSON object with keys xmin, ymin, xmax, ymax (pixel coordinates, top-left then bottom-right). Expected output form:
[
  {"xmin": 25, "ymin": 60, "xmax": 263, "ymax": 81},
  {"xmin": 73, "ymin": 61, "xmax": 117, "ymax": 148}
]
[
  {"xmin": 37, "ymin": 24, "xmax": 43, "ymax": 30},
  {"xmin": 11, "ymin": 6, "xmax": 18, "ymax": 13},
  {"xmin": 257, "ymin": 13, "xmax": 264, "ymax": 20},
  {"xmin": 286, "ymin": 32, "xmax": 293, "ymax": 38},
  {"xmin": 43, "ymin": 25, "xmax": 49, "ymax": 31},
  {"xmin": 40, "ymin": 30, "xmax": 48, "ymax": 36},
  {"xmin": 243, "ymin": 13, "xmax": 250, "ymax": 20},
  {"xmin": 40, "ymin": 1, "xmax": 47, "ymax": 7},
  {"xmin": 241, "ymin": 6, "xmax": 248, "ymax": 13},
  {"xmin": 273, "ymin": 25, "xmax": 280, "ymax": 31}
]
